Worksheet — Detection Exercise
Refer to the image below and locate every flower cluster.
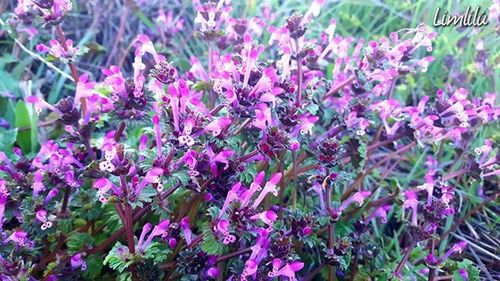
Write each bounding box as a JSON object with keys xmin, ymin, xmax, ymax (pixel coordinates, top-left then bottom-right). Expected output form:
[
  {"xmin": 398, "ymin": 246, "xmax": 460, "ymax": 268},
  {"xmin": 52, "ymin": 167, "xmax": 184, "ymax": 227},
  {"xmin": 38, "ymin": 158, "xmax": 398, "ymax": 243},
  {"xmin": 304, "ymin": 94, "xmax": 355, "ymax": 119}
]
[{"xmin": 0, "ymin": 1, "xmax": 498, "ymax": 280}]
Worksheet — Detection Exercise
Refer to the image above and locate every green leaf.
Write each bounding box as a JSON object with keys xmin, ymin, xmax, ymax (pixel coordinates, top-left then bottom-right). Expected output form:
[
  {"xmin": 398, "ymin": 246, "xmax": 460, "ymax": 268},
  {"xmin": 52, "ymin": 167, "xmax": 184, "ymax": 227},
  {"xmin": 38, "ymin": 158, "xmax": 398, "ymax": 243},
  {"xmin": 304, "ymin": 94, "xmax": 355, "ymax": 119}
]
[
  {"xmin": 15, "ymin": 100, "xmax": 38, "ymax": 154},
  {"xmin": 201, "ymin": 223, "xmax": 227, "ymax": 255},
  {"xmin": 67, "ymin": 232, "xmax": 94, "ymax": 254},
  {"xmin": 104, "ymin": 242, "xmax": 133, "ymax": 273},
  {"xmin": 142, "ymin": 242, "xmax": 171, "ymax": 263},
  {"xmin": 58, "ymin": 218, "xmax": 73, "ymax": 233},
  {"xmin": 83, "ymin": 255, "xmax": 104, "ymax": 279},
  {"xmin": 239, "ymin": 162, "xmax": 257, "ymax": 183},
  {"xmin": 409, "ymin": 245, "xmax": 427, "ymax": 260},
  {"xmin": 132, "ymin": 186, "xmax": 157, "ymax": 208},
  {"xmin": 304, "ymin": 103, "xmax": 320, "ymax": 115},
  {"xmin": 206, "ymin": 206, "xmax": 221, "ymax": 219},
  {"xmin": 0, "ymin": 127, "xmax": 17, "ymax": 153},
  {"xmin": 453, "ymin": 259, "xmax": 480, "ymax": 281}
]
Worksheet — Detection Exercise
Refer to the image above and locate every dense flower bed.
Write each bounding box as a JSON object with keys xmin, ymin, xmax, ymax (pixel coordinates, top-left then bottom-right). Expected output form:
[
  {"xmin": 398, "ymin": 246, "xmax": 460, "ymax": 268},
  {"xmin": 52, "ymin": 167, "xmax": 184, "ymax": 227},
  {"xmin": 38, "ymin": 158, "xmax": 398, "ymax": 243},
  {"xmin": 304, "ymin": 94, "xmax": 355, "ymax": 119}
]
[{"xmin": 0, "ymin": 0, "xmax": 498, "ymax": 280}]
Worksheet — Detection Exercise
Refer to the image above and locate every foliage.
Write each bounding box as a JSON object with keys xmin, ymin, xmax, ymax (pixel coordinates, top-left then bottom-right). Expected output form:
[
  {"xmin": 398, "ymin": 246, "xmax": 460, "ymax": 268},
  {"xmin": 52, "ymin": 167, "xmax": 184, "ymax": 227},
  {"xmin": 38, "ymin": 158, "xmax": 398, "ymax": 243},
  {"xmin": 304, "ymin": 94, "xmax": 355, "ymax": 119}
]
[{"xmin": 0, "ymin": 0, "xmax": 498, "ymax": 280}]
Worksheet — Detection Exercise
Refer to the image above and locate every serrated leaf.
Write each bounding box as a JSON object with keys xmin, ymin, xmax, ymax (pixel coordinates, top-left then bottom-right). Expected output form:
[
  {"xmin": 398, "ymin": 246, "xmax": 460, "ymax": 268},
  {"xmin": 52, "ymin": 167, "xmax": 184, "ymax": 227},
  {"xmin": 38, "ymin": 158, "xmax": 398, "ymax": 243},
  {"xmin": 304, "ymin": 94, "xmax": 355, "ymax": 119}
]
[
  {"xmin": 239, "ymin": 163, "xmax": 257, "ymax": 183},
  {"xmin": 206, "ymin": 206, "xmax": 221, "ymax": 219},
  {"xmin": 305, "ymin": 103, "xmax": 320, "ymax": 115},
  {"xmin": 201, "ymin": 223, "xmax": 227, "ymax": 255},
  {"xmin": 143, "ymin": 242, "xmax": 171, "ymax": 263},
  {"xmin": 58, "ymin": 219, "xmax": 73, "ymax": 233},
  {"xmin": 132, "ymin": 186, "xmax": 157, "ymax": 208},
  {"xmin": 83, "ymin": 255, "xmax": 104, "ymax": 279},
  {"xmin": 104, "ymin": 242, "xmax": 133, "ymax": 273},
  {"xmin": 67, "ymin": 232, "xmax": 94, "ymax": 254}
]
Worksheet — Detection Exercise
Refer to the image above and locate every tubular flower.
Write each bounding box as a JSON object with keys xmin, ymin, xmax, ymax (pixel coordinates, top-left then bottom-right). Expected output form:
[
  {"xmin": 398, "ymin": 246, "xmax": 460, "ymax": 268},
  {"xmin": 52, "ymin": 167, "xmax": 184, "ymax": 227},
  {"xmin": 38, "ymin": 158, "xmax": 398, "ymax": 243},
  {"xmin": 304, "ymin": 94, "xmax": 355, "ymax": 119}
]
[
  {"xmin": 252, "ymin": 173, "xmax": 282, "ymax": 208},
  {"xmin": 268, "ymin": 258, "xmax": 304, "ymax": 280},
  {"xmin": 403, "ymin": 190, "xmax": 419, "ymax": 226}
]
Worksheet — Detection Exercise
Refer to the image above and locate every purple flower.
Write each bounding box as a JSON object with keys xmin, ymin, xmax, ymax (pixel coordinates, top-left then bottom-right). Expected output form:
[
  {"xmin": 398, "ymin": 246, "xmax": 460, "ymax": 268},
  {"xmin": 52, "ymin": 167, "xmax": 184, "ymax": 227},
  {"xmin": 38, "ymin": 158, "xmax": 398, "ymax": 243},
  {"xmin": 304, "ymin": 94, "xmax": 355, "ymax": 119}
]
[
  {"xmin": 241, "ymin": 228, "xmax": 271, "ymax": 279},
  {"xmin": 36, "ymin": 39, "xmax": 79, "ymax": 60},
  {"xmin": 205, "ymin": 117, "xmax": 231, "ymax": 137},
  {"xmin": 180, "ymin": 217, "xmax": 194, "ymax": 245},
  {"xmin": 240, "ymin": 171, "xmax": 265, "ymax": 208},
  {"xmin": 219, "ymin": 182, "xmax": 242, "ymax": 218},
  {"xmin": 205, "ymin": 145, "xmax": 234, "ymax": 177},
  {"xmin": 94, "ymin": 178, "xmax": 121, "ymax": 203},
  {"xmin": 458, "ymin": 268, "xmax": 469, "ymax": 281},
  {"xmin": 71, "ymin": 253, "xmax": 87, "ymax": 271},
  {"xmin": 135, "ymin": 167, "xmax": 164, "ymax": 194},
  {"xmin": 403, "ymin": 190, "xmax": 419, "ymax": 226},
  {"xmin": 370, "ymin": 99, "xmax": 404, "ymax": 136},
  {"xmin": 139, "ymin": 220, "xmax": 170, "ymax": 251},
  {"xmin": 5, "ymin": 230, "xmax": 31, "ymax": 247},
  {"xmin": 268, "ymin": 258, "xmax": 304, "ymax": 280},
  {"xmin": 215, "ymin": 219, "xmax": 235, "ymax": 245},
  {"xmin": 339, "ymin": 190, "xmax": 372, "ymax": 212},
  {"xmin": 365, "ymin": 205, "xmax": 392, "ymax": 224},
  {"xmin": 32, "ymin": 170, "xmax": 45, "ymax": 195},
  {"xmin": 252, "ymin": 172, "xmax": 282, "ymax": 208},
  {"xmin": 137, "ymin": 223, "xmax": 152, "ymax": 251},
  {"xmin": 26, "ymin": 96, "xmax": 63, "ymax": 116},
  {"xmin": 0, "ymin": 193, "xmax": 7, "ymax": 229},
  {"xmin": 441, "ymin": 241, "xmax": 467, "ymax": 261},
  {"xmin": 36, "ymin": 209, "xmax": 53, "ymax": 230},
  {"xmin": 250, "ymin": 210, "xmax": 278, "ymax": 230},
  {"xmin": 206, "ymin": 267, "xmax": 219, "ymax": 279}
]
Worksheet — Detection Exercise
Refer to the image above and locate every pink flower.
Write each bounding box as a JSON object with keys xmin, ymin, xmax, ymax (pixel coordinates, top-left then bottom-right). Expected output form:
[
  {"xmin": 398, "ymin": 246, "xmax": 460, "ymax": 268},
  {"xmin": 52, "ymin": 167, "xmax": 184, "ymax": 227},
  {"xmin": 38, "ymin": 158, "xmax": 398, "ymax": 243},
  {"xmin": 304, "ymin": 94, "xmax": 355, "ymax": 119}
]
[
  {"xmin": 206, "ymin": 267, "xmax": 219, "ymax": 279},
  {"xmin": 32, "ymin": 170, "xmax": 45, "ymax": 195},
  {"xmin": 0, "ymin": 194, "xmax": 7, "ymax": 229},
  {"xmin": 43, "ymin": 188, "xmax": 59, "ymax": 205},
  {"xmin": 242, "ymin": 228, "xmax": 271, "ymax": 279},
  {"xmin": 140, "ymin": 220, "xmax": 170, "ymax": 251},
  {"xmin": 403, "ymin": 190, "xmax": 419, "ymax": 226},
  {"xmin": 152, "ymin": 115, "xmax": 162, "ymax": 156},
  {"xmin": 268, "ymin": 258, "xmax": 304, "ymax": 279},
  {"xmin": 137, "ymin": 223, "xmax": 152, "ymax": 251},
  {"xmin": 102, "ymin": 65, "xmax": 126, "ymax": 98},
  {"xmin": 252, "ymin": 173, "xmax": 282, "ymax": 208},
  {"xmin": 240, "ymin": 171, "xmax": 266, "ymax": 208},
  {"xmin": 26, "ymin": 96, "xmax": 62, "ymax": 116},
  {"xmin": 36, "ymin": 39, "xmax": 79, "ymax": 60},
  {"xmin": 5, "ymin": 230, "xmax": 31, "ymax": 247},
  {"xmin": 253, "ymin": 104, "xmax": 273, "ymax": 131},
  {"xmin": 216, "ymin": 219, "xmax": 236, "ymax": 245},
  {"xmin": 370, "ymin": 99, "xmax": 404, "ymax": 136},
  {"xmin": 206, "ymin": 145, "xmax": 234, "ymax": 177},
  {"xmin": 180, "ymin": 217, "xmax": 193, "ymax": 245},
  {"xmin": 303, "ymin": 0, "xmax": 325, "ymax": 23},
  {"xmin": 177, "ymin": 149, "xmax": 198, "ymax": 172},
  {"xmin": 71, "ymin": 253, "xmax": 87, "ymax": 271},
  {"xmin": 135, "ymin": 167, "xmax": 164, "ymax": 195},
  {"xmin": 250, "ymin": 210, "xmax": 278, "ymax": 229},
  {"xmin": 458, "ymin": 268, "xmax": 469, "ymax": 281},
  {"xmin": 94, "ymin": 178, "xmax": 120, "ymax": 203},
  {"xmin": 242, "ymin": 35, "xmax": 265, "ymax": 86},
  {"xmin": 441, "ymin": 241, "xmax": 467, "ymax": 261},
  {"xmin": 36, "ymin": 209, "xmax": 53, "ymax": 230},
  {"xmin": 365, "ymin": 205, "xmax": 392, "ymax": 224},
  {"xmin": 220, "ymin": 182, "xmax": 242, "ymax": 217},
  {"xmin": 339, "ymin": 190, "xmax": 372, "ymax": 211},
  {"xmin": 205, "ymin": 117, "xmax": 232, "ymax": 137},
  {"xmin": 293, "ymin": 114, "xmax": 319, "ymax": 136}
]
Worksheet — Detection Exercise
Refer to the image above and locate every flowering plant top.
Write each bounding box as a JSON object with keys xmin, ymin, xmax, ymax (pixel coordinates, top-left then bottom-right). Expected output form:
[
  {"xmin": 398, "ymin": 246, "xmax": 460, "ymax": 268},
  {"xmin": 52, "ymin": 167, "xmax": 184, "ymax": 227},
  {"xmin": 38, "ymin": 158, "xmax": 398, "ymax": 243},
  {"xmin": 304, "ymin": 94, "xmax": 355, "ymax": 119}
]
[{"xmin": 0, "ymin": 0, "xmax": 498, "ymax": 280}]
